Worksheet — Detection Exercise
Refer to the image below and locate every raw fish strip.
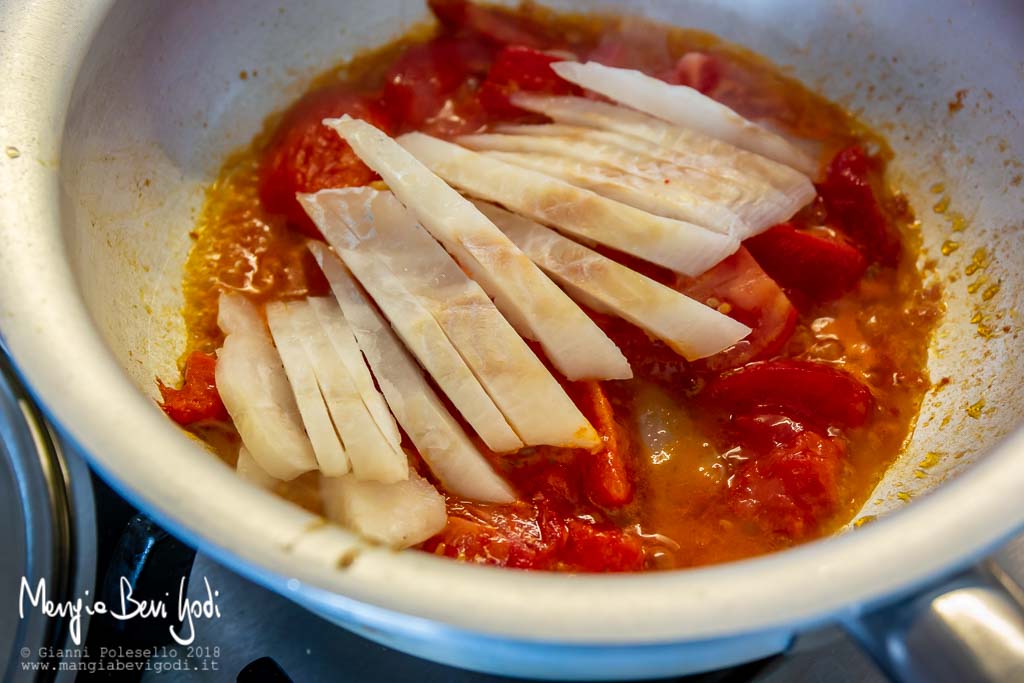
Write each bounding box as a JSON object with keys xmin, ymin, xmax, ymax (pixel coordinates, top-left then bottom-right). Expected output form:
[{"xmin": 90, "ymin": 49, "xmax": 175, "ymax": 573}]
[
  {"xmin": 305, "ymin": 188, "xmax": 601, "ymax": 449},
  {"xmin": 477, "ymin": 201, "xmax": 752, "ymax": 360},
  {"xmin": 479, "ymin": 148, "xmax": 749, "ymax": 236},
  {"xmin": 290, "ymin": 298, "xmax": 408, "ymax": 483},
  {"xmin": 550, "ymin": 61, "xmax": 818, "ymax": 176},
  {"xmin": 303, "ymin": 233, "xmax": 522, "ymax": 454},
  {"xmin": 306, "ymin": 296, "xmax": 402, "ymax": 454},
  {"xmin": 309, "ymin": 243, "xmax": 517, "ymax": 503},
  {"xmin": 235, "ymin": 446, "xmax": 277, "ymax": 490},
  {"xmin": 215, "ymin": 294, "xmax": 317, "ymax": 481},
  {"xmin": 321, "ymin": 116, "xmax": 630, "ymax": 382},
  {"xmin": 322, "ymin": 471, "xmax": 447, "ymax": 549},
  {"xmin": 495, "ymin": 122, "xmax": 793, "ymax": 207},
  {"xmin": 471, "ymin": 123, "xmax": 801, "ymax": 235},
  {"xmin": 510, "ymin": 94, "xmax": 815, "ymax": 209},
  {"xmin": 395, "ymin": 131, "xmax": 738, "ymax": 276},
  {"xmin": 266, "ymin": 301, "xmax": 350, "ymax": 476}
]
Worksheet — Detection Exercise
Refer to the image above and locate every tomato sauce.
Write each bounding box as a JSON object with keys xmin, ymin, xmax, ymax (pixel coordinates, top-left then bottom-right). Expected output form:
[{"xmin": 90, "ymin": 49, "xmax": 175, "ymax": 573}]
[{"xmin": 164, "ymin": 1, "xmax": 940, "ymax": 571}]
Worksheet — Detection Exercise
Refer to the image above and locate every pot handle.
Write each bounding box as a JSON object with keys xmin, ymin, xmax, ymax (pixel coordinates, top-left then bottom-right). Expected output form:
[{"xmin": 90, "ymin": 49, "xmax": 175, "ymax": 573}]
[{"xmin": 842, "ymin": 562, "xmax": 1024, "ymax": 682}]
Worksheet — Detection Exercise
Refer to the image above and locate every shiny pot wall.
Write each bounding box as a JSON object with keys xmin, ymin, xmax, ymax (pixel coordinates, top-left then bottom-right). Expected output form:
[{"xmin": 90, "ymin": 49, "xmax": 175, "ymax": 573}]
[{"xmin": 0, "ymin": 0, "xmax": 1022, "ymax": 679}]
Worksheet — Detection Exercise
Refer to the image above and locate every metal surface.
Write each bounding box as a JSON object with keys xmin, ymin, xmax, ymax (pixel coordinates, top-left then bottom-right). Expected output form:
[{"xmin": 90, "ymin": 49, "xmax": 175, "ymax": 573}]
[
  {"xmin": 0, "ymin": 0, "xmax": 1023, "ymax": 679},
  {"xmin": 0, "ymin": 351, "xmax": 97, "ymax": 682},
  {"xmin": 846, "ymin": 565, "xmax": 1024, "ymax": 683}
]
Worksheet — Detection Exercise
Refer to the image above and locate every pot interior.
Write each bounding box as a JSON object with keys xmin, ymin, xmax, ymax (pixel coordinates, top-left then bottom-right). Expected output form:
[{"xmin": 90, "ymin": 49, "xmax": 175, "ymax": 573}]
[{"xmin": 59, "ymin": 0, "xmax": 1024, "ymax": 527}]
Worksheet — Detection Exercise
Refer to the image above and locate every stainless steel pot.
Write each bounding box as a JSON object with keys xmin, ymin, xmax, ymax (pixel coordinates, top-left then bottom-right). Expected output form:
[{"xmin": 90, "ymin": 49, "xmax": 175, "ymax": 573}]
[{"xmin": 1, "ymin": 0, "xmax": 1022, "ymax": 679}]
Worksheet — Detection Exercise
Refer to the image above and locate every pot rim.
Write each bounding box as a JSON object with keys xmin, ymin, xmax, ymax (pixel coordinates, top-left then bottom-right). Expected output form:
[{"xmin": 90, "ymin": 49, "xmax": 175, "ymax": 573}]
[{"xmin": 2, "ymin": 0, "xmax": 1022, "ymax": 645}]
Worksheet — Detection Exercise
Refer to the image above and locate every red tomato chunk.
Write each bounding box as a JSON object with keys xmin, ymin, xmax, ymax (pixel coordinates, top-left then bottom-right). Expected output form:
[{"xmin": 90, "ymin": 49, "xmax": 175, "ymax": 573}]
[
  {"xmin": 568, "ymin": 381, "xmax": 634, "ymax": 508},
  {"xmin": 707, "ymin": 359, "xmax": 875, "ymax": 429},
  {"xmin": 258, "ymin": 87, "xmax": 393, "ymax": 238},
  {"xmin": 728, "ymin": 432, "xmax": 846, "ymax": 538},
  {"xmin": 426, "ymin": 497, "xmax": 644, "ymax": 572},
  {"xmin": 479, "ymin": 45, "xmax": 582, "ymax": 117},
  {"xmin": 382, "ymin": 36, "xmax": 494, "ymax": 129},
  {"xmin": 676, "ymin": 247, "xmax": 798, "ymax": 371},
  {"xmin": 819, "ymin": 145, "xmax": 902, "ymax": 266},
  {"xmin": 158, "ymin": 351, "xmax": 228, "ymax": 426},
  {"xmin": 744, "ymin": 222, "xmax": 867, "ymax": 304}
]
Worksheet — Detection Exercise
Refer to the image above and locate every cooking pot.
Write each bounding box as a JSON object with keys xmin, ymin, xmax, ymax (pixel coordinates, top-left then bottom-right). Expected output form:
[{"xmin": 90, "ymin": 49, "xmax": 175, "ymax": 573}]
[{"xmin": 1, "ymin": 0, "xmax": 1023, "ymax": 679}]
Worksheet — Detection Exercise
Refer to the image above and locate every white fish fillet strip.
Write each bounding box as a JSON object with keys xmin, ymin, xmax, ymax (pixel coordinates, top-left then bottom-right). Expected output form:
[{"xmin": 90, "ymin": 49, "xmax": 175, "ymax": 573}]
[
  {"xmin": 395, "ymin": 131, "xmax": 738, "ymax": 276},
  {"xmin": 305, "ymin": 188, "xmax": 601, "ymax": 449},
  {"xmin": 477, "ymin": 201, "xmax": 752, "ymax": 360},
  {"xmin": 550, "ymin": 61, "xmax": 819, "ymax": 176},
  {"xmin": 215, "ymin": 294, "xmax": 317, "ymax": 481},
  {"xmin": 235, "ymin": 446, "xmax": 278, "ymax": 490},
  {"xmin": 289, "ymin": 298, "xmax": 408, "ymax": 483},
  {"xmin": 467, "ymin": 124, "xmax": 801, "ymax": 236},
  {"xmin": 510, "ymin": 94, "xmax": 815, "ymax": 211},
  {"xmin": 322, "ymin": 471, "xmax": 447, "ymax": 549},
  {"xmin": 309, "ymin": 243, "xmax": 517, "ymax": 503},
  {"xmin": 304, "ymin": 233, "xmax": 522, "ymax": 454},
  {"xmin": 478, "ymin": 148, "xmax": 749, "ymax": 236},
  {"xmin": 266, "ymin": 301, "xmax": 350, "ymax": 477},
  {"xmin": 492, "ymin": 122, "xmax": 785, "ymax": 202},
  {"xmin": 306, "ymin": 296, "xmax": 402, "ymax": 454},
  {"xmin": 321, "ymin": 116, "xmax": 629, "ymax": 382}
]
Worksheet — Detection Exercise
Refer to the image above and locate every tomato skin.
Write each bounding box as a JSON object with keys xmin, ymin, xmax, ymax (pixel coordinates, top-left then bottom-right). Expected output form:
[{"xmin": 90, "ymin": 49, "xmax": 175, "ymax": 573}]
[
  {"xmin": 707, "ymin": 359, "xmax": 875, "ymax": 429},
  {"xmin": 819, "ymin": 145, "xmax": 901, "ymax": 266},
  {"xmin": 563, "ymin": 518, "xmax": 645, "ymax": 572},
  {"xmin": 744, "ymin": 223, "xmax": 867, "ymax": 303},
  {"xmin": 382, "ymin": 36, "xmax": 494, "ymax": 129},
  {"xmin": 568, "ymin": 381, "xmax": 634, "ymax": 508},
  {"xmin": 668, "ymin": 52, "xmax": 721, "ymax": 93},
  {"xmin": 158, "ymin": 351, "xmax": 229, "ymax": 425},
  {"xmin": 429, "ymin": 0, "xmax": 548, "ymax": 48},
  {"xmin": 597, "ymin": 247, "xmax": 797, "ymax": 380},
  {"xmin": 425, "ymin": 496, "xmax": 643, "ymax": 571},
  {"xmin": 675, "ymin": 247, "xmax": 798, "ymax": 371},
  {"xmin": 479, "ymin": 45, "xmax": 581, "ymax": 117},
  {"xmin": 258, "ymin": 87, "xmax": 393, "ymax": 238},
  {"xmin": 728, "ymin": 432, "xmax": 845, "ymax": 538},
  {"xmin": 725, "ymin": 413, "xmax": 806, "ymax": 454}
]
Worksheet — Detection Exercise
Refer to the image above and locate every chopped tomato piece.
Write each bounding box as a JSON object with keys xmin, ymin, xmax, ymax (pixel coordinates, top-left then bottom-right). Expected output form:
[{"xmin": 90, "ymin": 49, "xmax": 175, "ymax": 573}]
[
  {"xmin": 158, "ymin": 351, "xmax": 229, "ymax": 425},
  {"xmin": 728, "ymin": 432, "xmax": 846, "ymax": 538},
  {"xmin": 425, "ymin": 496, "xmax": 643, "ymax": 571},
  {"xmin": 479, "ymin": 45, "xmax": 581, "ymax": 117},
  {"xmin": 599, "ymin": 318, "xmax": 694, "ymax": 385},
  {"xmin": 258, "ymin": 86, "xmax": 393, "ymax": 238},
  {"xmin": 419, "ymin": 83, "xmax": 492, "ymax": 138},
  {"xmin": 568, "ymin": 381, "xmax": 633, "ymax": 508},
  {"xmin": 818, "ymin": 145, "xmax": 901, "ymax": 266},
  {"xmin": 707, "ymin": 359, "xmax": 875, "ymax": 429},
  {"xmin": 668, "ymin": 52, "xmax": 721, "ymax": 94},
  {"xmin": 563, "ymin": 518, "xmax": 645, "ymax": 572},
  {"xmin": 744, "ymin": 223, "xmax": 867, "ymax": 304},
  {"xmin": 675, "ymin": 247, "xmax": 797, "ymax": 371},
  {"xmin": 429, "ymin": 0, "xmax": 548, "ymax": 48},
  {"xmin": 725, "ymin": 413, "xmax": 806, "ymax": 454},
  {"xmin": 425, "ymin": 500, "xmax": 567, "ymax": 569},
  {"xmin": 382, "ymin": 36, "xmax": 494, "ymax": 129}
]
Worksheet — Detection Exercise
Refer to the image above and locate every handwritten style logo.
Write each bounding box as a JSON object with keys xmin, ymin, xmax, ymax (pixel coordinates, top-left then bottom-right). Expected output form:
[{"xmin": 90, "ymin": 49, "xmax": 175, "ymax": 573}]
[{"xmin": 19, "ymin": 576, "xmax": 222, "ymax": 646}]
